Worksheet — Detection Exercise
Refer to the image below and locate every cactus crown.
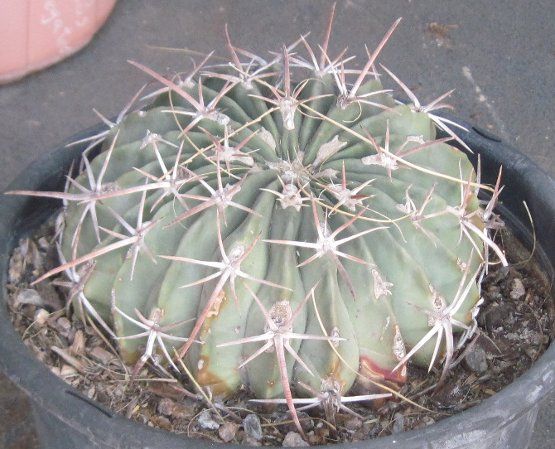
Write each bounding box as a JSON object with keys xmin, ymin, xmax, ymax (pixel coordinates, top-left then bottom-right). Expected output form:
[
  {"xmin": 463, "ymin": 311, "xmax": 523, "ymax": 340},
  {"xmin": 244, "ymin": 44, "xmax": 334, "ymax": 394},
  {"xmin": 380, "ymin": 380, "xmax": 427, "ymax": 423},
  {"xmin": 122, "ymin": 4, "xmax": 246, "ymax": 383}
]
[{"xmin": 9, "ymin": 5, "xmax": 507, "ymax": 438}]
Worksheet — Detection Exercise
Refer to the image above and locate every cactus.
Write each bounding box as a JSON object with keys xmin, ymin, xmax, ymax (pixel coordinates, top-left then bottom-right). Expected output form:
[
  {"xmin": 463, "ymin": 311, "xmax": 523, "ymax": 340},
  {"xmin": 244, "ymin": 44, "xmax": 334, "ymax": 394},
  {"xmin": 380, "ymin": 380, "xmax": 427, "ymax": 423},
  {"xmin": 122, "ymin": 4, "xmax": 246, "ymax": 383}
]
[{"xmin": 8, "ymin": 6, "xmax": 507, "ymax": 438}]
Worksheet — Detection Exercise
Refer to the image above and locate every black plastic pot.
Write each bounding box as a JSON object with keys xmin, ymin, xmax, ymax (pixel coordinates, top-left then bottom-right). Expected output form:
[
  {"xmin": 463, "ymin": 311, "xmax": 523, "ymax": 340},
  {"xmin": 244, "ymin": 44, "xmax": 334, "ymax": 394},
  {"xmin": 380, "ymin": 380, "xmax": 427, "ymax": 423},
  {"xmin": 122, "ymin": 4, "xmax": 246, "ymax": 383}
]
[{"xmin": 1, "ymin": 120, "xmax": 553, "ymax": 449}]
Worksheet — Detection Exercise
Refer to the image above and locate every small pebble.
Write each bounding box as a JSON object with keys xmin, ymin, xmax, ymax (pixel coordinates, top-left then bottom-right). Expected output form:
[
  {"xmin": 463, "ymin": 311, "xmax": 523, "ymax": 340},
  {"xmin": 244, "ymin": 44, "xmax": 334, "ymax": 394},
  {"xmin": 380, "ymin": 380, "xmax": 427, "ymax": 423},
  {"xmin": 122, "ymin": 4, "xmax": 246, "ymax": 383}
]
[
  {"xmin": 15, "ymin": 289, "xmax": 43, "ymax": 307},
  {"xmin": 89, "ymin": 346, "xmax": 116, "ymax": 365},
  {"xmin": 34, "ymin": 308, "xmax": 50, "ymax": 326},
  {"xmin": 60, "ymin": 365, "xmax": 77, "ymax": 377},
  {"xmin": 150, "ymin": 415, "xmax": 172, "ymax": 431},
  {"xmin": 464, "ymin": 345, "xmax": 488, "ymax": 374},
  {"xmin": 510, "ymin": 278, "xmax": 526, "ymax": 300},
  {"xmin": 218, "ymin": 422, "xmax": 238, "ymax": 442},
  {"xmin": 156, "ymin": 397, "xmax": 195, "ymax": 419},
  {"xmin": 198, "ymin": 409, "xmax": 220, "ymax": 430},
  {"xmin": 392, "ymin": 412, "xmax": 404, "ymax": 434},
  {"xmin": 55, "ymin": 317, "xmax": 72, "ymax": 336},
  {"xmin": 282, "ymin": 431, "xmax": 309, "ymax": 447},
  {"xmin": 157, "ymin": 398, "xmax": 175, "ymax": 416},
  {"xmin": 243, "ymin": 413, "xmax": 263, "ymax": 441}
]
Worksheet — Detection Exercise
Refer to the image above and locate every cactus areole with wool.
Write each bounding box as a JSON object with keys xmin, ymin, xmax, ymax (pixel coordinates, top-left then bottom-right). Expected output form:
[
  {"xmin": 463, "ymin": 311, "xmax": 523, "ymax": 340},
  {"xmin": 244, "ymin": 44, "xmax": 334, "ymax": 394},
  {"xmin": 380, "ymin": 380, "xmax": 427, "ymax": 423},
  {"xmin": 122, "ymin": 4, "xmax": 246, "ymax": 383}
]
[{"xmin": 9, "ymin": 12, "xmax": 507, "ymax": 436}]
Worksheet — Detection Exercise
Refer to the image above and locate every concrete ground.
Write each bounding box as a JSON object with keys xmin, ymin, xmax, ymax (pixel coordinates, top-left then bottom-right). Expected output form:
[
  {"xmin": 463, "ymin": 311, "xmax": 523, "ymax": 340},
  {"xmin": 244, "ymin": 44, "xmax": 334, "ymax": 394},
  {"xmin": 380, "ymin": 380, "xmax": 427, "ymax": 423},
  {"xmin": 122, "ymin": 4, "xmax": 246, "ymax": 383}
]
[{"xmin": 0, "ymin": 1, "xmax": 553, "ymax": 448}]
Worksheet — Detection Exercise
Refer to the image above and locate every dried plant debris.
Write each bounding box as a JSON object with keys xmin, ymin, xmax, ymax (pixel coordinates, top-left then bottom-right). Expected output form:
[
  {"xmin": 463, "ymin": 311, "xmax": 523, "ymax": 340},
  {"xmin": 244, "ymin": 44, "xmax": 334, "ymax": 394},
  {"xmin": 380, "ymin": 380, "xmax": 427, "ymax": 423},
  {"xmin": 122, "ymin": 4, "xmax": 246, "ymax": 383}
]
[
  {"xmin": 425, "ymin": 22, "xmax": 459, "ymax": 48},
  {"xmin": 7, "ymin": 218, "xmax": 552, "ymax": 445}
]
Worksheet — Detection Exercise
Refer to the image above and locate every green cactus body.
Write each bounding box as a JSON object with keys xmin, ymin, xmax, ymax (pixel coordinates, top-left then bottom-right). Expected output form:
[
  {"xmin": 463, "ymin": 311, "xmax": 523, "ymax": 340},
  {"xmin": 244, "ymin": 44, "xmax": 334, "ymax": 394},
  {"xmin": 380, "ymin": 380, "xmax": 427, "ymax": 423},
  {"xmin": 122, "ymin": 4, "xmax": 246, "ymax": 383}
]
[
  {"xmin": 54, "ymin": 67, "xmax": 485, "ymax": 403},
  {"xmin": 8, "ymin": 22, "xmax": 506, "ymax": 430}
]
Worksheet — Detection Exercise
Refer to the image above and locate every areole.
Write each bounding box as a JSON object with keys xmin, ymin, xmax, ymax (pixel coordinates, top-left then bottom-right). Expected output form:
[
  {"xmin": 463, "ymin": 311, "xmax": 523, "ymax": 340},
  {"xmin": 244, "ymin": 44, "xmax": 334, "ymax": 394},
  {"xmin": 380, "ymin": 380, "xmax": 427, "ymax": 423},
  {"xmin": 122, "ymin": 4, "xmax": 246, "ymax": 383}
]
[{"xmin": 0, "ymin": 119, "xmax": 553, "ymax": 449}]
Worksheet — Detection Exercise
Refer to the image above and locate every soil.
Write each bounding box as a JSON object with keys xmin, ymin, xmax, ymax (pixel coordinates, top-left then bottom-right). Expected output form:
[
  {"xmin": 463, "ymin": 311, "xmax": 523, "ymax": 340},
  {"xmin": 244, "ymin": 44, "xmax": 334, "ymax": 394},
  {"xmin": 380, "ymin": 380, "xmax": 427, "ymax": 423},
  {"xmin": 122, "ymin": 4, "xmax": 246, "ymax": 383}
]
[{"xmin": 5, "ymin": 216, "xmax": 554, "ymax": 446}]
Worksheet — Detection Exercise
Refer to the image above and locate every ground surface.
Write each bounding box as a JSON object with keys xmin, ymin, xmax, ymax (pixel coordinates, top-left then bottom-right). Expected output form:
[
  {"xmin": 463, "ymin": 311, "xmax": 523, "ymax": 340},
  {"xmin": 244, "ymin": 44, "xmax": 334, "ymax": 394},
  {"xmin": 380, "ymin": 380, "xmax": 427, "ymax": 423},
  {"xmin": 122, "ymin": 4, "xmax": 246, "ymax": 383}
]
[{"xmin": 0, "ymin": 1, "xmax": 553, "ymax": 448}]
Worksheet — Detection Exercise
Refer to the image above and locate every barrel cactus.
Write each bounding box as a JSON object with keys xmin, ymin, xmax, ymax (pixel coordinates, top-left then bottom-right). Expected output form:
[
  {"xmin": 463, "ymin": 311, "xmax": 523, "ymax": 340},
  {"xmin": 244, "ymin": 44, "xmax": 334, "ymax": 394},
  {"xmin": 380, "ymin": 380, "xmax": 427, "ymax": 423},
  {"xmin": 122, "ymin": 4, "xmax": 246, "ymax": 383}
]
[{"xmin": 9, "ymin": 8, "xmax": 506, "ymax": 437}]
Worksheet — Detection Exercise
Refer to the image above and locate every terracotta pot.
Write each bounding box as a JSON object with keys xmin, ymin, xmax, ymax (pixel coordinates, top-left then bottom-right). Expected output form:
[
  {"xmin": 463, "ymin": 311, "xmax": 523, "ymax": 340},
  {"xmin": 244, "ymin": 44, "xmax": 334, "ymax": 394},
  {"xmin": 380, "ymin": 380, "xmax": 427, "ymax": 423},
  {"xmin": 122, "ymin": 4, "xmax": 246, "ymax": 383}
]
[{"xmin": 0, "ymin": 0, "xmax": 116, "ymax": 84}]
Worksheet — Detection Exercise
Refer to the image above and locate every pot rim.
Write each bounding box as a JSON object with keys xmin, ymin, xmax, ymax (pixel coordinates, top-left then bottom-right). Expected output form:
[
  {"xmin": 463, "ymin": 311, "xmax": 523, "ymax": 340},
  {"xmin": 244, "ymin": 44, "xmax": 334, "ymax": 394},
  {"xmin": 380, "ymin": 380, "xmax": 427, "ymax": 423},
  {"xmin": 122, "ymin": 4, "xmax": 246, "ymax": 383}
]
[{"xmin": 0, "ymin": 119, "xmax": 553, "ymax": 449}]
